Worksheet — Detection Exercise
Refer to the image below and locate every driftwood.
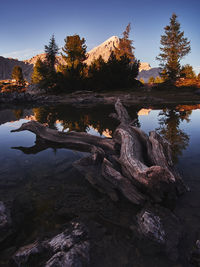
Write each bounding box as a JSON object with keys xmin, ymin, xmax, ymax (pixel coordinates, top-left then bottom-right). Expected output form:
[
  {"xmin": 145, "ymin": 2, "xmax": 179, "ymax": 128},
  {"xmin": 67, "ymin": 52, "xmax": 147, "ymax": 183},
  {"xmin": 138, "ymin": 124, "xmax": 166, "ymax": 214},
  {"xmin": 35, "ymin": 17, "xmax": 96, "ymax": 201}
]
[{"xmin": 11, "ymin": 99, "xmax": 187, "ymax": 207}]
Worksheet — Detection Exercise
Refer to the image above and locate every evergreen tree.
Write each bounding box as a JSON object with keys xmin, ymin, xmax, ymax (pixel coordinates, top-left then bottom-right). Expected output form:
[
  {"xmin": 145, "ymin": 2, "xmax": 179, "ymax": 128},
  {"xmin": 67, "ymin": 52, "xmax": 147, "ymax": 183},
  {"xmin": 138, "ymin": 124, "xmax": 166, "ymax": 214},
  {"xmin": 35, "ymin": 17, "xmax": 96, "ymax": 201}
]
[
  {"xmin": 139, "ymin": 78, "xmax": 145, "ymax": 84},
  {"xmin": 197, "ymin": 73, "xmax": 200, "ymax": 80},
  {"xmin": 115, "ymin": 23, "xmax": 135, "ymax": 61},
  {"xmin": 59, "ymin": 34, "xmax": 88, "ymax": 90},
  {"xmin": 180, "ymin": 64, "xmax": 196, "ymax": 79},
  {"xmin": 31, "ymin": 35, "xmax": 59, "ymax": 91},
  {"xmin": 44, "ymin": 34, "xmax": 59, "ymax": 72},
  {"xmin": 156, "ymin": 13, "xmax": 191, "ymax": 82},
  {"xmin": 12, "ymin": 66, "xmax": 24, "ymax": 85},
  {"xmin": 61, "ymin": 35, "xmax": 87, "ymax": 68},
  {"xmin": 154, "ymin": 76, "xmax": 163, "ymax": 83},
  {"xmin": 148, "ymin": 76, "xmax": 155, "ymax": 84},
  {"xmin": 31, "ymin": 59, "xmax": 47, "ymax": 84}
]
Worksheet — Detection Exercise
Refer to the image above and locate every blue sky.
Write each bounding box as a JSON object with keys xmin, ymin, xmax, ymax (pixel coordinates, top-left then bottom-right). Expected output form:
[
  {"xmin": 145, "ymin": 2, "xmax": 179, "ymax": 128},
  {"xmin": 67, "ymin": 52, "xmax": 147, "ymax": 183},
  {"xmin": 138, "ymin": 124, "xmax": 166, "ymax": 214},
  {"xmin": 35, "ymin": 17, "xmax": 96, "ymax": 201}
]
[{"xmin": 1, "ymin": 0, "xmax": 199, "ymax": 73}]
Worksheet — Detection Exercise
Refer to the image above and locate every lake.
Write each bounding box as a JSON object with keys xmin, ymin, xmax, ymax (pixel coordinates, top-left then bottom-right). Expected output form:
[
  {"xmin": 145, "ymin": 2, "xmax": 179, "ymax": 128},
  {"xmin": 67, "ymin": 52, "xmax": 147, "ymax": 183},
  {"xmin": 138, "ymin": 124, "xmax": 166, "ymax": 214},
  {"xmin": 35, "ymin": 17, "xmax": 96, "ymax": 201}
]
[{"xmin": 0, "ymin": 103, "xmax": 200, "ymax": 266}]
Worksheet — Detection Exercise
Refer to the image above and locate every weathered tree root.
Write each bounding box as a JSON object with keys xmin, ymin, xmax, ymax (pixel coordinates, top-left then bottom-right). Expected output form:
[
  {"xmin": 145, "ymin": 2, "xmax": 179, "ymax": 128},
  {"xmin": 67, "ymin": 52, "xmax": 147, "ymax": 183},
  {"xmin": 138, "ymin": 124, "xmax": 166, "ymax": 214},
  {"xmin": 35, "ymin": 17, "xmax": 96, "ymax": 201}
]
[
  {"xmin": 11, "ymin": 99, "xmax": 190, "ymax": 260},
  {"xmin": 11, "ymin": 99, "xmax": 187, "ymax": 207}
]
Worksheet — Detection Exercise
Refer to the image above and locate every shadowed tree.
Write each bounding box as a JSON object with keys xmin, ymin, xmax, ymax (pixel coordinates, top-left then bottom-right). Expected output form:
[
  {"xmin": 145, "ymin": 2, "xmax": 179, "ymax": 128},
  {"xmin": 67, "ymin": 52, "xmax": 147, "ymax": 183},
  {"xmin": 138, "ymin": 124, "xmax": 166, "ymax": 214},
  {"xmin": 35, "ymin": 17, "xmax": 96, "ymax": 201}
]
[
  {"xmin": 44, "ymin": 34, "xmax": 59, "ymax": 72},
  {"xmin": 12, "ymin": 66, "xmax": 24, "ymax": 85},
  {"xmin": 31, "ymin": 59, "xmax": 47, "ymax": 84},
  {"xmin": 32, "ymin": 35, "xmax": 59, "ymax": 91},
  {"xmin": 156, "ymin": 13, "xmax": 191, "ymax": 82},
  {"xmin": 59, "ymin": 34, "xmax": 88, "ymax": 90}
]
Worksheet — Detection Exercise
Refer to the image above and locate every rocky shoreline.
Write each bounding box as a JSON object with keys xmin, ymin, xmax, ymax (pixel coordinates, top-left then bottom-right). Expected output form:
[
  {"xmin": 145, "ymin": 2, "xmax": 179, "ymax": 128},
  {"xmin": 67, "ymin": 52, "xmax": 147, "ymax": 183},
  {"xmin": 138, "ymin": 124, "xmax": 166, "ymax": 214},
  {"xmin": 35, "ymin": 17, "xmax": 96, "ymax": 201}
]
[{"xmin": 1, "ymin": 89, "xmax": 200, "ymax": 109}]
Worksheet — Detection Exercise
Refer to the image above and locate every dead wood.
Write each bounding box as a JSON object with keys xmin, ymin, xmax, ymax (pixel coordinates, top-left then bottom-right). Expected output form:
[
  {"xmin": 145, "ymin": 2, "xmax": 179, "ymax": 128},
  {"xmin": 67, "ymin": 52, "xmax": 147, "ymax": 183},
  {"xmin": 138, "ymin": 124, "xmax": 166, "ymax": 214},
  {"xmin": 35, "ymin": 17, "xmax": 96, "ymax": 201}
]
[{"xmin": 11, "ymin": 99, "xmax": 187, "ymax": 206}]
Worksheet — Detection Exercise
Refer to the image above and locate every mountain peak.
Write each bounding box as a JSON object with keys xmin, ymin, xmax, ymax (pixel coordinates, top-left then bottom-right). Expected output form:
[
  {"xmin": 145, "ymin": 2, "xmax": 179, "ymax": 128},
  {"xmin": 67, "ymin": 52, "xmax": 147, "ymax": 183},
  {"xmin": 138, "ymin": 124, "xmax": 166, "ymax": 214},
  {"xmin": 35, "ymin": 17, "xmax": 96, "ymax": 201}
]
[{"xmin": 85, "ymin": 36, "xmax": 120, "ymax": 65}]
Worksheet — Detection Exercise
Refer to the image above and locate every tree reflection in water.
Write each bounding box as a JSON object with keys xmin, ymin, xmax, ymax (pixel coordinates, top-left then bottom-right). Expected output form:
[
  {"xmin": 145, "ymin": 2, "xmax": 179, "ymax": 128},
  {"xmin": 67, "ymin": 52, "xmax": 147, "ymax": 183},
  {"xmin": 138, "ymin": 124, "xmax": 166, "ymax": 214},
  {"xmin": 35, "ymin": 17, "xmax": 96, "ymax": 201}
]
[
  {"xmin": 157, "ymin": 108, "xmax": 192, "ymax": 163},
  {"xmin": 32, "ymin": 105, "xmax": 140, "ymax": 137}
]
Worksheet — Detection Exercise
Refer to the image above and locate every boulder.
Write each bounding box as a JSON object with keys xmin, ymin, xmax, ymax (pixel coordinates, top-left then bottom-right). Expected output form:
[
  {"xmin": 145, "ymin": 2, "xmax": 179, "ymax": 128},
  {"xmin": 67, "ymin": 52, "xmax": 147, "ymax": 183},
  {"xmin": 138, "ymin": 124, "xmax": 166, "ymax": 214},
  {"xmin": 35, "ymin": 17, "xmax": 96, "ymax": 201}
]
[
  {"xmin": 12, "ymin": 221, "xmax": 90, "ymax": 267},
  {"xmin": 0, "ymin": 201, "xmax": 12, "ymax": 243}
]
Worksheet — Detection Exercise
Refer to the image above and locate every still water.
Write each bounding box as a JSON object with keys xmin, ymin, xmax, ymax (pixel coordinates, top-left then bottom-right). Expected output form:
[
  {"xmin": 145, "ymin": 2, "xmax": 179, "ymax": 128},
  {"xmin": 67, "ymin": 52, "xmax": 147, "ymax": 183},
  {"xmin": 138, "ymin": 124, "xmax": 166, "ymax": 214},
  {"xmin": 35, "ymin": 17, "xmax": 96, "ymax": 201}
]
[{"xmin": 0, "ymin": 103, "xmax": 200, "ymax": 266}]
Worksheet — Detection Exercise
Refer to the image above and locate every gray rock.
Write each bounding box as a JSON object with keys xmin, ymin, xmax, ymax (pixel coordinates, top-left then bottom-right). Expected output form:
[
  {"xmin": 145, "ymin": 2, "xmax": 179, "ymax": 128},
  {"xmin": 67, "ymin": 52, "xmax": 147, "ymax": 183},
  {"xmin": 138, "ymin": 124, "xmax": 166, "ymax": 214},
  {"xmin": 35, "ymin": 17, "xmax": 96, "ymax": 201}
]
[
  {"xmin": 190, "ymin": 240, "xmax": 200, "ymax": 266},
  {"xmin": 12, "ymin": 221, "xmax": 90, "ymax": 267},
  {"xmin": 0, "ymin": 201, "xmax": 12, "ymax": 243},
  {"xmin": 12, "ymin": 242, "xmax": 44, "ymax": 266},
  {"xmin": 45, "ymin": 241, "xmax": 90, "ymax": 267},
  {"xmin": 137, "ymin": 205, "xmax": 182, "ymax": 261}
]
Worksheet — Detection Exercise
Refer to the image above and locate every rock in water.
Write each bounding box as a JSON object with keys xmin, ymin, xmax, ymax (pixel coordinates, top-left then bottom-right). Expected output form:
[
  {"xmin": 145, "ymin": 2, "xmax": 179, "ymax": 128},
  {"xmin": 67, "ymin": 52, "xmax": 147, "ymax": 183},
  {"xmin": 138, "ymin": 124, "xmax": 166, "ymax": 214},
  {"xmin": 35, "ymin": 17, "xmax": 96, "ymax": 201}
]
[
  {"xmin": 12, "ymin": 221, "xmax": 90, "ymax": 267},
  {"xmin": 0, "ymin": 201, "xmax": 12, "ymax": 243},
  {"xmin": 137, "ymin": 205, "xmax": 182, "ymax": 261}
]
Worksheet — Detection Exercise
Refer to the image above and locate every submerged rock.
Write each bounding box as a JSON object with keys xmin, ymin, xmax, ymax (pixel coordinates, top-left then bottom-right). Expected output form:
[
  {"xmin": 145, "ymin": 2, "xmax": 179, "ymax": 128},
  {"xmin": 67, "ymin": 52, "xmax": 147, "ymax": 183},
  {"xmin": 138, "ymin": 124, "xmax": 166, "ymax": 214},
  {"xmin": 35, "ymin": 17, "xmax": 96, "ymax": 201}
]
[
  {"xmin": 137, "ymin": 205, "xmax": 182, "ymax": 261},
  {"xmin": 12, "ymin": 221, "xmax": 90, "ymax": 267},
  {"xmin": 190, "ymin": 240, "xmax": 200, "ymax": 266},
  {"xmin": 0, "ymin": 201, "xmax": 12, "ymax": 243},
  {"xmin": 45, "ymin": 241, "xmax": 90, "ymax": 267}
]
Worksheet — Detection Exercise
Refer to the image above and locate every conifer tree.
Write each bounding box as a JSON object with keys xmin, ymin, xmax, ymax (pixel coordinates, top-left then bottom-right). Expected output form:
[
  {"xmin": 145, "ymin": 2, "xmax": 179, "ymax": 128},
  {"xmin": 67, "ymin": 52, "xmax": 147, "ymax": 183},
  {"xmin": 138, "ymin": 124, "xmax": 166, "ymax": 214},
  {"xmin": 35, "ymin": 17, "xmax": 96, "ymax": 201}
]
[
  {"xmin": 154, "ymin": 76, "xmax": 163, "ymax": 83},
  {"xmin": 44, "ymin": 34, "xmax": 59, "ymax": 72},
  {"xmin": 31, "ymin": 59, "xmax": 46, "ymax": 84},
  {"xmin": 148, "ymin": 76, "xmax": 155, "ymax": 84},
  {"xmin": 180, "ymin": 64, "xmax": 196, "ymax": 79},
  {"xmin": 32, "ymin": 35, "xmax": 59, "ymax": 91},
  {"xmin": 12, "ymin": 66, "xmax": 24, "ymax": 85},
  {"xmin": 156, "ymin": 13, "xmax": 191, "ymax": 82},
  {"xmin": 115, "ymin": 23, "xmax": 135, "ymax": 61},
  {"xmin": 139, "ymin": 78, "xmax": 145, "ymax": 84},
  {"xmin": 61, "ymin": 35, "xmax": 87, "ymax": 69}
]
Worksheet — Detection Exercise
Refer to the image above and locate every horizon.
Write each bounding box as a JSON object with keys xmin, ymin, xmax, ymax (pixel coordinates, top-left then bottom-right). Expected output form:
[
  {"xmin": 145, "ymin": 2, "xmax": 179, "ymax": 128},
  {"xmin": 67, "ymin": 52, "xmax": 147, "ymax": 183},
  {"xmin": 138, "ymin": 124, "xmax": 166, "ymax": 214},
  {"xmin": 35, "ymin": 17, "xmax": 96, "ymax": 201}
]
[{"xmin": 1, "ymin": 0, "xmax": 199, "ymax": 73}]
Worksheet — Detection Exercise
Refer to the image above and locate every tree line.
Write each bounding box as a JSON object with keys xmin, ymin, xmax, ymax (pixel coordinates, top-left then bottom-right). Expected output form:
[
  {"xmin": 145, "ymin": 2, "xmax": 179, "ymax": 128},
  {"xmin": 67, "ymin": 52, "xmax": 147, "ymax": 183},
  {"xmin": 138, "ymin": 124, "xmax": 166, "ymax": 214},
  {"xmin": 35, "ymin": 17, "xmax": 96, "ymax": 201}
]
[
  {"xmin": 10, "ymin": 13, "xmax": 199, "ymax": 92},
  {"xmin": 31, "ymin": 24, "xmax": 140, "ymax": 93}
]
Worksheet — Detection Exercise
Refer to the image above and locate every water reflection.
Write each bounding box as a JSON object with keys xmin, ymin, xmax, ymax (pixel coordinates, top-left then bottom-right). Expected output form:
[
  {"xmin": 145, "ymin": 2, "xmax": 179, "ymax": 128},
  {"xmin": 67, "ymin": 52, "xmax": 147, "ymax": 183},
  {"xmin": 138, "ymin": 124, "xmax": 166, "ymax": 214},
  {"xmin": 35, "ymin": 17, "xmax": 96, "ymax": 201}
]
[
  {"xmin": 0, "ymin": 104, "xmax": 197, "ymax": 163},
  {"xmin": 1, "ymin": 103, "xmax": 200, "ymax": 266},
  {"xmin": 157, "ymin": 108, "xmax": 192, "ymax": 163},
  {"xmin": 33, "ymin": 105, "xmax": 119, "ymax": 134}
]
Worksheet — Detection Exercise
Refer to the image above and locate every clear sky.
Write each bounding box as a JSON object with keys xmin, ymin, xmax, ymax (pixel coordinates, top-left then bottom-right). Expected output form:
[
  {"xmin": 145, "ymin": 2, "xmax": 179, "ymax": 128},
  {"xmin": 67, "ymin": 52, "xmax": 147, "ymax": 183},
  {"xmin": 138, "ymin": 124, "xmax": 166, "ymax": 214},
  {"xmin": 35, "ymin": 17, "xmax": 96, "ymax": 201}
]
[{"xmin": 0, "ymin": 0, "xmax": 199, "ymax": 73}]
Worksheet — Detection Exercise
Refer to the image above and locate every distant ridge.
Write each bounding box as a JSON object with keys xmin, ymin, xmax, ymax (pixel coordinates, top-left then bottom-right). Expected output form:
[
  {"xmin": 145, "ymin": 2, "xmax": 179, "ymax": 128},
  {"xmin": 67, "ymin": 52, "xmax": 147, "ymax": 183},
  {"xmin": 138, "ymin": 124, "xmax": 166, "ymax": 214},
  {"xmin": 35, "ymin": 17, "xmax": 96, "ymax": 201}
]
[
  {"xmin": 137, "ymin": 68, "xmax": 161, "ymax": 82},
  {"xmin": 0, "ymin": 56, "xmax": 33, "ymax": 81}
]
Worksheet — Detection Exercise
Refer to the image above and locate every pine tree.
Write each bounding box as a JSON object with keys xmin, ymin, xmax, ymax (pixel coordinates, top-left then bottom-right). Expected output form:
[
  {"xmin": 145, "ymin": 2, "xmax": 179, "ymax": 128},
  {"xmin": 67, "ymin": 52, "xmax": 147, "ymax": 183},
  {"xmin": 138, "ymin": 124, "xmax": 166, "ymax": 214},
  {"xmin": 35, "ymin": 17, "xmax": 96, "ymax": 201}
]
[
  {"xmin": 115, "ymin": 23, "xmax": 135, "ymax": 61},
  {"xmin": 156, "ymin": 13, "xmax": 191, "ymax": 82},
  {"xmin": 148, "ymin": 76, "xmax": 155, "ymax": 84},
  {"xmin": 61, "ymin": 35, "xmax": 87, "ymax": 69},
  {"xmin": 44, "ymin": 34, "xmax": 59, "ymax": 72},
  {"xmin": 180, "ymin": 64, "xmax": 196, "ymax": 79},
  {"xmin": 31, "ymin": 59, "xmax": 46, "ymax": 84},
  {"xmin": 12, "ymin": 66, "xmax": 24, "ymax": 85},
  {"xmin": 41, "ymin": 35, "xmax": 59, "ymax": 91},
  {"xmin": 154, "ymin": 76, "xmax": 163, "ymax": 83},
  {"xmin": 139, "ymin": 78, "xmax": 145, "ymax": 84}
]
